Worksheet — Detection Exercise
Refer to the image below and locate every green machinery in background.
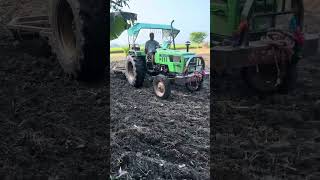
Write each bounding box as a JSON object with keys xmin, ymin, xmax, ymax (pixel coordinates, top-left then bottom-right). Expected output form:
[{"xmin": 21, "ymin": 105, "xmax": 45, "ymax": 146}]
[{"xmin": 211, "ymin": 0, "xmax": 319, "ymax": 94}]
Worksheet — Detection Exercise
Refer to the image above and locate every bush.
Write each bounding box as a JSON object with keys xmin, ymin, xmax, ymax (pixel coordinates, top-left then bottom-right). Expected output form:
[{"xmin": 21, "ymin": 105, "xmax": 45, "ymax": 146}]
[
  {"xmin": 190, "ymin": 32, "xmax": 208, "ymax": 45},
  {"xmin": 110, "ymin": 47, "xmax": 124, "ymax": 54},
  {"xmin": 122, "ymin": 47, "xmax": 130, "ymax": 56}
]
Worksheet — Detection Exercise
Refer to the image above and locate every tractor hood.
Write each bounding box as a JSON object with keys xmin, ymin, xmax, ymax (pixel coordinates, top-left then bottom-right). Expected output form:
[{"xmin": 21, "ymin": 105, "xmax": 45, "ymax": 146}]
[
  {"xmin": 110, "ymin": 12, "xmax": 137, "ymax": 41},
  {"xmin": 156, "ymin": 48, "xmax": 195, "ymax": 57}
]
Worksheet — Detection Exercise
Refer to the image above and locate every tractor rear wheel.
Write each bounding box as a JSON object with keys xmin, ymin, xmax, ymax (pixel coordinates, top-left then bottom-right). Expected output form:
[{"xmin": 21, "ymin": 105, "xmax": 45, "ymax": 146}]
[
  {"xmin": 125, "ymin": 56, "xmax": 146, "ymax": 88},
  {"xmin": 153, "ymin": 75, "xmax": 171, "ymax": 99},
  {"xmin": 49, "ymin": 0, "xmax": 107, "ymax": 81}
]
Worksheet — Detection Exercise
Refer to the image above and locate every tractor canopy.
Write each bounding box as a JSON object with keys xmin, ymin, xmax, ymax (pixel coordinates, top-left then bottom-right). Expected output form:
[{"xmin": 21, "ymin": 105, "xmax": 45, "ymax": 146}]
[{"xmin": 127, "ymin": 23, "xmax": 180, "ymax": 39}]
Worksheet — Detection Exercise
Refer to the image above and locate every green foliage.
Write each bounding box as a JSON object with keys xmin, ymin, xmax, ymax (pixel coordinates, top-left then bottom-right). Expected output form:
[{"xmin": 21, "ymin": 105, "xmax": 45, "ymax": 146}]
[
  {"xmin": 171, "ymin": 44, "xmax": 201, "ymax": 50},
  {"xmin": 190, "ymin": 32, "xmax": 208, "ymax": 45},
  {"xmin": 122, "ymin": 47, "xmax": 130, "ymax": 56},
  {"xmin": 111, "ymin": 0, "xmax": 130, "ymax": 11},
  {"xmin": 110, "ymin": 47, "xmax": 124, "ymax": 54},
  {"xmin": 110, "ymin": 14, "xmax": 128, "ymax": 40}
]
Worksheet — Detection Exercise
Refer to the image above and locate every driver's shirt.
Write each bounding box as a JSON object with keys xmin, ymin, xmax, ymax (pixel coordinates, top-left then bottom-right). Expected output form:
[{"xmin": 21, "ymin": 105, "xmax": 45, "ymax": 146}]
[{"xmin": 145, "ymin": 40, "xmax": 160, "ymax": 53}]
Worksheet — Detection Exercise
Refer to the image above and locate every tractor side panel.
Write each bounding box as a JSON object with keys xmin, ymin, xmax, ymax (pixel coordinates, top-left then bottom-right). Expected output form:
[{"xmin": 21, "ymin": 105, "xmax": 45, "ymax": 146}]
[
  {"xmin": 211, "ymin": 0, "xmax": 240, "ymax": 40},
  {"xmin": 155, "ymin": 53, "xmax": 185, "ymax": 73}
]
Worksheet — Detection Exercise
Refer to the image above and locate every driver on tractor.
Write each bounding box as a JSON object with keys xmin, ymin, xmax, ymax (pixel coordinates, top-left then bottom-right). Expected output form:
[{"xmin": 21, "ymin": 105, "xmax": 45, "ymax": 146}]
[{"xmin": 145, "ymin": 32, "xmax": 160, "ymax": 64}]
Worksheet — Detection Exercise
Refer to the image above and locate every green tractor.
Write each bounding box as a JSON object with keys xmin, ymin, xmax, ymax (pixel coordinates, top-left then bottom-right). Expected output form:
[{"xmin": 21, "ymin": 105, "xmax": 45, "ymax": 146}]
[
  {"xmin": 211, "ymin": 0, "xmax": 319, "ymax": 94},
  {"xmin": 113, "ymin": 21, "xmax": 208, "ymax": 99}
]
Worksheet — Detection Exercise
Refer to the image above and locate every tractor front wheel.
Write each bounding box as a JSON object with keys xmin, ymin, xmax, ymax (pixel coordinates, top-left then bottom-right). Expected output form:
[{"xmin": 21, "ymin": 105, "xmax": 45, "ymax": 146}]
[{"xmin": 153, "ymin": 75, "xmax": 171, "ymax": 99}]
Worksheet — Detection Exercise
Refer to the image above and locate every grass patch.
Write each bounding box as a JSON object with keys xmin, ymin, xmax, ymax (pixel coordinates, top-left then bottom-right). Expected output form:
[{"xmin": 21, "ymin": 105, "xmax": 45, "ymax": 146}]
[{"xmin": 110, "ymin": 47, "xmax": 125, "ymax": 54}]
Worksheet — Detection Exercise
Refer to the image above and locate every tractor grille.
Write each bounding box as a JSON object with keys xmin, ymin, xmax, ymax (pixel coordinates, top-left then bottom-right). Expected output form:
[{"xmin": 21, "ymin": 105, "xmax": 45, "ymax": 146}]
[{"xmin": 169, "ymin": 55, "xmax": 181, "ymax": 63}]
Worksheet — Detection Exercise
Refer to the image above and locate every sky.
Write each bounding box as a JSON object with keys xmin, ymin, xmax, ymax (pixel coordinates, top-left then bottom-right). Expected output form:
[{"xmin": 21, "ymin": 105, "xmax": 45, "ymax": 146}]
[{"xmin": 110, "ymin": 0, "xmax": 210, "ymax": 46}]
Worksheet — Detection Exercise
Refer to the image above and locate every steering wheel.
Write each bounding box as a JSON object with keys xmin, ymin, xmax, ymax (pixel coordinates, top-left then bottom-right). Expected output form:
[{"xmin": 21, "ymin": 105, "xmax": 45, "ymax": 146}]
[
  {"xmin": 146, "ymin": 53, "xmax": 154, "ymax": 63},
  {"xmin": 162, "ymin": 41, "xmax": 171, "ymax": 49}
]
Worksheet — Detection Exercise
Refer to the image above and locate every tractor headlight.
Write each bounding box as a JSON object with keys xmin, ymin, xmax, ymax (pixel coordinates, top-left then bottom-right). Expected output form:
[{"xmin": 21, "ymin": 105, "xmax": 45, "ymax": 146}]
[{"xmin": 170, "ymin": 55, "xmax": 181, "ymax": 63}]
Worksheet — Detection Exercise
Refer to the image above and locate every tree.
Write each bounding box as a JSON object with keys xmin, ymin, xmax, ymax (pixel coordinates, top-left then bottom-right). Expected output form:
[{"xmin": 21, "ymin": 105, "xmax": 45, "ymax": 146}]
[
  {"xmin": 111, "ymin": 0, "xmax": 130, "ymax": 11},
  {"xmin": 190, "ymin": 32, "xmax": 208, "ymax": 47}
]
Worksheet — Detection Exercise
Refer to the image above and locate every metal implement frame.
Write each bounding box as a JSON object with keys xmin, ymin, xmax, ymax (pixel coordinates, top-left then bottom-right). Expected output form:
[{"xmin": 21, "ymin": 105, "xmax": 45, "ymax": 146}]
[
  {"xmin": 7, "ymin": 16, "xmax": 52, "ymax": 40},
  {"xmin": 211, "ymin": 0, "xmax": 319, "ymax": 70}
]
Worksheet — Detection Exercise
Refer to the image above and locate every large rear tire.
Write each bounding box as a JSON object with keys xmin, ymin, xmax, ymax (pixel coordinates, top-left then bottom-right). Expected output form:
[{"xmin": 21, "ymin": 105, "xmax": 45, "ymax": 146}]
[
  {"xmin": 125, "ymin": 56, "xmax": 146, "ymax": 88},
  {"xmin": 49, "ymin": 0, "xmax": 107, "ymax": 81}
]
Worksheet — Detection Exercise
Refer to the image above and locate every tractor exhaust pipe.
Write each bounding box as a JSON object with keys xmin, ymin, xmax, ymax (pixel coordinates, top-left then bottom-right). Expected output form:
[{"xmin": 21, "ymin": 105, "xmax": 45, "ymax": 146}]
[
  {"xmin": 185, "ymin": 41, "xmax": 191, "ymax": 52},
  {"xmin": 171, "ymin": 20, "xmax": 176, "ymax": 50}
]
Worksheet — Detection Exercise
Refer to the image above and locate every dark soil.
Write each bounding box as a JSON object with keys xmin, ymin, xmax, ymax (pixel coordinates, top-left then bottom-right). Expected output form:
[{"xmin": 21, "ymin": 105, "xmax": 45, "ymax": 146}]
[
  {"xmin": 0, "ymin": 1, "xmax": 110, "ymax": 178},
  {"xmin": 0, "ymin": 42, "xmax": 109, "ymax": 179},
  {"xmin": 110, "ymin": 62, "xmax": 210, "ymax": 179}
]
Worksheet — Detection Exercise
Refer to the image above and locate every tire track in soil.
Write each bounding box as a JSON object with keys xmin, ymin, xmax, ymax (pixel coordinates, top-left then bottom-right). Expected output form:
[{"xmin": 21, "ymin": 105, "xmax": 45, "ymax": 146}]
[{"xmin": 110, "ymin": 62, "xmax": 210, "ymax": 179}]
